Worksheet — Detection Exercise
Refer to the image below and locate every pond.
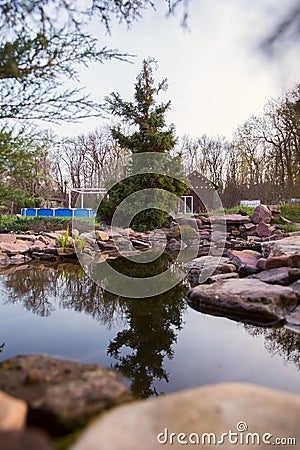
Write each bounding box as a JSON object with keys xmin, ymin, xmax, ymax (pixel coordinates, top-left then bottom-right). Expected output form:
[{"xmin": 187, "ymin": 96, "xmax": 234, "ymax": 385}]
[{"xmin": 0, "ymin": 257, "xmax": 299, "ymax": 399}]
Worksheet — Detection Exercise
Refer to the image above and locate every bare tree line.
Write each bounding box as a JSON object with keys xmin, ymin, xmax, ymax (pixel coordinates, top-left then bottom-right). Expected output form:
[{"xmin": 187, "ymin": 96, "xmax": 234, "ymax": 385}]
[{"xmin": 182, "ymin": 83, "xmax": 300, "ymax": 207}]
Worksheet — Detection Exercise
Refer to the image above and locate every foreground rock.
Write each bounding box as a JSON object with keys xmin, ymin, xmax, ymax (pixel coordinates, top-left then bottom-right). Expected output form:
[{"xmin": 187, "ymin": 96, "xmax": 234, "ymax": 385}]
[
  {"xmin": 0, "ymin": 430, "xmax": 55, "ymax": 450},
  {"xmin": 71, "ymin": 382, "xmax": 300, "ymax": 450},
  {"xmin": 0, "ymin": 355, "xmax": 132, "ymax": 435},
  {"xmin": 187, "ymin": 278, "xmax": 297, "ymax": 325},
  {"xmin": 0, "ymin": 391, "xmax": 27, "ymax": 431}
]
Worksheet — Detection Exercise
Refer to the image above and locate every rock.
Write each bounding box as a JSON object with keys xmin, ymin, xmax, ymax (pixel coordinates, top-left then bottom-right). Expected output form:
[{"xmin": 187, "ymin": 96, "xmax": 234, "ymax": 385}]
[
  {"xmin": 176, "ymin": 217, "xmax": 202, "ymax": 229},
  {"xmin": 228, "ymin": 249, "xmax": 261, "ymax": 275},
  {"xmin": 0, "ymin": 252, "xmax": 11, "ymax": 265},
  {"xmin": 185, "ymin": 256, "xmax": 228, "ymax": 270},
  {"xmin": 243, "ymin": 222, "xmax": 256, "ymax": 232},
  {"xmin": 289, "ymin": 279, "xmax": 300, "ymax": 297},
  {"xmin": 0, "ymin": 391, "xmax": 27, "ymax": 431},
  {"xmin": 262, "ymin": 235, "xmax": 300, "ymax": 257},
  {"xmin": 0, "ymin": 429, "xmax": 55, "ymax": 450},
  {"xmin": 10, "ymin": 254, "xmax": 31, "ymax": 265},
  {"xmin": 206, "ymin": 272, "xmax": 240, "ymax": 283},
  {"xmin": 130, "ymin": 238, "xmax": 151, "ymax": 248},
  {"xmin": 248, "ymin": 267, "xmax": 293, "ymax": 285},
  {"xmin": 0, "ymin": 234, "xmax": 16, "ymax": 244},
  {"xmin": 288, "ymin": 268, "xmax": 300, "ymax": 282},
  {"xmin": 15, "ymin": 234, "xmax": 36, "ymax": 242},
  {"xmin": 285, "ymin": 305, "xmax": 300, "ymax": 332},
  {"xmin": 257, "ymin": 255, "xmax": 290, "ymax": 270},
  {"xmin": 0, "ymin": 355, "xmax": 132, "ymax": 435},
  {"xmin": 43, "ymin": 245, "xmax": 58, "ymax": 254},
  {"xmin": 288, "ymin": 253, "xmax": 300, "ymax": 268},
  {"xmin": 187, "ymin": 278, "xmax": 297, "ymax": 325},
  {"xmin": 70, "ymin": 382, "xmax": 300, "ymax": 450},
  {"xmin": 38, "ymin": 236, "xmax": 55, "ymax": 246},
  {"xmin": 32, "ymin": 252, "xmax": 56, "ymax": 261},
  {"xmin": 57, "ymin": 247, "xmax": 76, "ymax": 257},
  {"xmin": 213, "ymin": 214, "xmax": 250, "ymax": 225},
  {"xmin": 29, "ymin": 241, "xmax": 46, "ymax": 252},
  {"xmin": 98, "ymin": 241, "xmax": 118, "ymax": 251},
  {"xmin": 0, "ymin": 242, "xmax": 31, "ymax": 255},
  {"xmin": 251, "ymin": 204, "xmax": 272, "ymax": 224},
  {"xmin": 256, "ymin": 222, "xmax": 272, "ymax": 237},
  {"xmin": 95, "ymin": 230, "xmax": 109, "ymax": 241}
]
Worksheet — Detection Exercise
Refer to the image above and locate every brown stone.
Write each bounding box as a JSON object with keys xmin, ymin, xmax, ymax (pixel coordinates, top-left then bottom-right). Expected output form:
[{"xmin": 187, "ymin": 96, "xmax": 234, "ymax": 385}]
[
  {"xmin": 256, "ymin": 258, "xmax": 266, "ymax": 270},
  {"xmin": 29, "ymin": 241, "xmax": 46, "ymax": 252},
  {"xmin": 10, "ymin": 254, "xmax": 31, "ymax": 265},
  {"xmin": 258, "ymin": 255, "xmax": 290, "ymax": 270},
  {"xmin": 95, "ymin": 230, "xmax": 110, "ymax": 241},
  {"xmin": 0, "ymin": 234, "xmax": 16, "ymax": 244},
  {"xmin": 0, "ymin": 391, "xmax": 27, "ymax": 431},
  {"xmin": 57, "ymin": 247, "xmax": 76, "ymax": 257},
  {"xmin": 288, "ymin": 268, "xmax": 300, "ymax": 283},
  {"xmin": 187, "ymin": 278, "xmax": 297, "ymax": 325},
  {"xmin": 15, "ymin": 234, "xmax": 36, "ymax": 242},
  {"xmin": 0, "ymin": 252, "xmax": 11, "ymax": 266},
  {"xmin": 251, "ymin": 204, "xmax": 272, "ymax": 224},
  {"xmin": 248, "ymin": 267, "xmax": 292, "ymax": 285},
  {"xmin": 0, "ymin": 242, "xmax": 30, "ymax": 255},
  {"xmin": 243, "ymin": 222, "xmax": 256, "ymax": 232},
  {"xmin": 228, "ymin": 249, "xmax": 261, "ymax": 275},
  {"xmin": 0, "ymin": 429, "xmax": 55, "ymax": 450},
  {"xmin": 206, "ymin": 272, "xmax": 239, "ymax": 283},
  {"xmin": 288, "ymin": 253, "xmax": 300, "ymax": 268},
  {"xmin": 256, "ymin": 221, "xmax": 272, "ymax": 237},
  {"xmin": 0, "ymin": 355, "xmax": 132, "ymax": 435}
]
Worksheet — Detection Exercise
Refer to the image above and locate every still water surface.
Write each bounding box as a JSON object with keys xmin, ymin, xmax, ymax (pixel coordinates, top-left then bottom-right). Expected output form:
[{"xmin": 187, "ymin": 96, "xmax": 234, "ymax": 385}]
[{"xmin": 0, "ymin": 258, "xmax": 299, "ymax": 398}]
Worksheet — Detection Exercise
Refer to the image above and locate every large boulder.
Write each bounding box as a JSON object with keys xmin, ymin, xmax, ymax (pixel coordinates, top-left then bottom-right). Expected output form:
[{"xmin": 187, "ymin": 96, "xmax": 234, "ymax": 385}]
[
  {"xmin": 0, "ymin": 355, "xmax": 132, "ymax": 435},
  {"xmin": 251, "ymin": 204, "xmax": 272, "ymax": 224},
  {"xmin": 0, "ymin": 430, "xmax": 55, "ymax": 450},
  {"xmin": 187, "ymin": 278, "xmax": 298, "ymax": 325},
  {"xmin": 70, "ymin": 383, "xmax": 300, "ymax": 450}
]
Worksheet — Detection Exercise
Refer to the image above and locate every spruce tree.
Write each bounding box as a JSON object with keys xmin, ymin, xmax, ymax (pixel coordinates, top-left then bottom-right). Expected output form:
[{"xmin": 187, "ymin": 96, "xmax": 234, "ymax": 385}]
[{"xmin": 98, "ymin": 58, "xmax": 187, "ymax": 230}]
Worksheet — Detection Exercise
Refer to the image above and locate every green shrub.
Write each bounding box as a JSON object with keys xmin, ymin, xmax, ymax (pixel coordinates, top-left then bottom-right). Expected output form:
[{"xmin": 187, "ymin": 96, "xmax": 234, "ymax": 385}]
[{"xmin": 0, "ymin": 216, "xmax": 71, "ymax": 233}]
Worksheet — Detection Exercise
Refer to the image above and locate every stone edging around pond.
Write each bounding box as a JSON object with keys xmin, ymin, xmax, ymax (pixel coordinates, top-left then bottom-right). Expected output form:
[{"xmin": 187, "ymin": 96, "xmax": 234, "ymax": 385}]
[
  {"xmin": 186, "ymin": 235, "xmax": 300, "ymax": 333},
  {"xmin": 0, "ymin": 355, "xmax": 300, "ymax": 450}
]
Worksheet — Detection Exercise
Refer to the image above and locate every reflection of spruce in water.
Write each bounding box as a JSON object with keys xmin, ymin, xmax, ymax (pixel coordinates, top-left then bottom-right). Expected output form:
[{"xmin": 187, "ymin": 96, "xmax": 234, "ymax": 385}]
[
  {"xmin": 244, "ymin": 324, "xmax": 300, "ymax": 368},
  {"xmin": 106, "ymin": 255, "xmax": 186, "ymax": 398}
]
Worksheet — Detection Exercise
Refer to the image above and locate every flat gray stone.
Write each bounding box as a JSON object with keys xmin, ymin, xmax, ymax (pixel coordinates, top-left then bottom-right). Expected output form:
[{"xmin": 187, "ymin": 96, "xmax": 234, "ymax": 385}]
[
  {"xmin": 0, "ymin": 355, "xmax": 132, "ymax": 435},
  {"xmin": 187, "ymin": 278, "xmax": 297, "ymax": 325},
  {"xmin": 70, "ymin": 383, "xmax": 300, "ymax": 450},
  {"xmin": 262, "ymin": 236, "xmax": 300, "ymax": 257}
]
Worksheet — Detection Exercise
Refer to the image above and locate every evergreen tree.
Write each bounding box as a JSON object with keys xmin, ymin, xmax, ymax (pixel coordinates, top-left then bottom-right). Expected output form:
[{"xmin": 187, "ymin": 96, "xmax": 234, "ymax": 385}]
[{"xmin": 98, "ymin": 58, "xmax": 187, "ymax": 230}]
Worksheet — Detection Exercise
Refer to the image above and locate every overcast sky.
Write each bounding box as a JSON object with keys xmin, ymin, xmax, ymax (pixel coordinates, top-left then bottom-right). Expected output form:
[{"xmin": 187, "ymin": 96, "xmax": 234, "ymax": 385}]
[{"xmin": 48, "ymin": 0, "xmax": 300, "ymax": 141}]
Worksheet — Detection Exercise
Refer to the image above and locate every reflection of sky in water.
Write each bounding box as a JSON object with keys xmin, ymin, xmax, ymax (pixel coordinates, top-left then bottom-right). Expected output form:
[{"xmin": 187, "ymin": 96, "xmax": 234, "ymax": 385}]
[{"xmin": 0, "ymin": 264, "xmax": 299, "ymax": 398}]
